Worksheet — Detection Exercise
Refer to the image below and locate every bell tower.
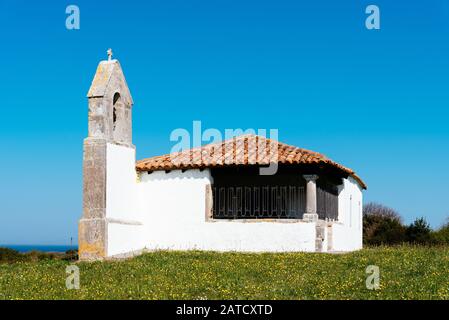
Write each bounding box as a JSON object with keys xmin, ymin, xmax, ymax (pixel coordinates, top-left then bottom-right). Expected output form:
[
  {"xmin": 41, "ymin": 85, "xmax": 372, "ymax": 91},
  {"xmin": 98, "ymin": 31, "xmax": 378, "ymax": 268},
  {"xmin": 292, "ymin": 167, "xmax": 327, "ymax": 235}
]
[
  {"xmin": 79, "ymin": 50, "xmax": 135, "ymax": 260},
  {"xmin": 85, "ymin": 49, "xmax": 133, "ymax": 146}
]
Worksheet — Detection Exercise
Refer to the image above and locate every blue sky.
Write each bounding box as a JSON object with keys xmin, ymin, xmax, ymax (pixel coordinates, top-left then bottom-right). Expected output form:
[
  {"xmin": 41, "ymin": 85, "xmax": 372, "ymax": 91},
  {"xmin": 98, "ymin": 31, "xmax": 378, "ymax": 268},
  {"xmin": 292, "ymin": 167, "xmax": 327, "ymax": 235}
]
[{"xmin": 0, "ymin": 0, "xmax": 448, "ymax": 244}]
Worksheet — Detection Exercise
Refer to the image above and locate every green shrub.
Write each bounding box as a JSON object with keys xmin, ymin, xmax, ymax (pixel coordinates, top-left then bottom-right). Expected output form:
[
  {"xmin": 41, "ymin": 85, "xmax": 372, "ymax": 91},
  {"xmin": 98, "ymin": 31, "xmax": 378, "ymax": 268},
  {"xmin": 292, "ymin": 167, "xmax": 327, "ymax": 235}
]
[
  {"xmin": 363, "ymin": 202, "xmax": 406, "ymax": 245},
  {"xmin": 363, "ymin": 214, "xmax": 406, "ymax": 245},
  {"xmin": 405, "ymin": 217, "xmax": 432, "ymax": 244},
  {"xmin": 0, "ymin": 248, "xmax": 73, "ymax": 264},
  {"xmin": 0, "ymin": 247, "xmax": 27, "ymax": 263},
  {"xmin": 62, "ymin": 249, "xmax": 79, "ymax": 261},
  {"xmin": 431, "ymin": 220, "xmax": 449, "ymax": 244},
  {"xmin": 24, "ymin": 250, "xmax": 58, "ymax": 262}
]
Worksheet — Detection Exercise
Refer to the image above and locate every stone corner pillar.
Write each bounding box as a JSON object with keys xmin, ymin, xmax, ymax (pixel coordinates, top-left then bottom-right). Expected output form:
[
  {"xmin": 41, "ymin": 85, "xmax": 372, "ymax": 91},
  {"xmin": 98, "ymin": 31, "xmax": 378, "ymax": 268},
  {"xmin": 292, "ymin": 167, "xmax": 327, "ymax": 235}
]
[
  {"xmin": 303, "ymin": 174, "xmax": 319, "ymax": 222},
  {"xmin": 79, "ymin": 137, "xmax": 108, "ymax": 261},
  {"xmin": 205, "ymin": 184, "xmax": 214, "ymax": 221}
]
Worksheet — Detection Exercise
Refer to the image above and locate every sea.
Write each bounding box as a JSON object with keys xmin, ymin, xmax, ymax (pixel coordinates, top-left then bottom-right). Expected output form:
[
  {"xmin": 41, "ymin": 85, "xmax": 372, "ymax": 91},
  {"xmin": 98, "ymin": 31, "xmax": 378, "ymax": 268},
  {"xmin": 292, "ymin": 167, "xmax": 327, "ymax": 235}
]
[{"xmin": 0, "ymin": 245, "xmax": 78, "ymax": 253}]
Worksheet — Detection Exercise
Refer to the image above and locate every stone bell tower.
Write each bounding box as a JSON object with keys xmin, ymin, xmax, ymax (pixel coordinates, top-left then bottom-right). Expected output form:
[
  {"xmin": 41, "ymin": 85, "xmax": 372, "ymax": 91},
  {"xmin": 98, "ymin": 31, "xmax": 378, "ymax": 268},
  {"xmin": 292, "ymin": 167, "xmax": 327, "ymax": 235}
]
[{"xmin": 79, "ymin": 50, "xmax": 135, "ymax": 260}]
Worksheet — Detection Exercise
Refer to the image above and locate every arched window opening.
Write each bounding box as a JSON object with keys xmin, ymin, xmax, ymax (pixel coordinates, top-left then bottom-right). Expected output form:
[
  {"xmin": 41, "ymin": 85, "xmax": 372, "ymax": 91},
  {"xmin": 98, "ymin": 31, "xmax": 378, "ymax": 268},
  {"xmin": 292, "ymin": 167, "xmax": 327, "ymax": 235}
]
[{"xmin": 113, "ymin": 92, "xmax": 120, "ymax": 131}]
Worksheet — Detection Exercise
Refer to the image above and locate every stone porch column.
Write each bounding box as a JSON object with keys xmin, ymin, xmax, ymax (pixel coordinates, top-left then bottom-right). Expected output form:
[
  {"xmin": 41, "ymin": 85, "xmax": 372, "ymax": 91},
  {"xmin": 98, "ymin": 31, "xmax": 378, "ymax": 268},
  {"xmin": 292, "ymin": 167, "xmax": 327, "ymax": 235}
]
[{"xmin": 303, "ymin": 174, "xmax": 319, "ymax": 222}]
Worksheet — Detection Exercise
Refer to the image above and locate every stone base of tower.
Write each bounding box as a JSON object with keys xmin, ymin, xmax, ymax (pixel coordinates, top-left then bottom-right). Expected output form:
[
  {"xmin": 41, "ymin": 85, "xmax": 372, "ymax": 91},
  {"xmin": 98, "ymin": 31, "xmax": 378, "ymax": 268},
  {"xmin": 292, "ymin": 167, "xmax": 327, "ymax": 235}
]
[{"xmin": 78, "ymin": 218, "xmax": 108, "ymax": 261}]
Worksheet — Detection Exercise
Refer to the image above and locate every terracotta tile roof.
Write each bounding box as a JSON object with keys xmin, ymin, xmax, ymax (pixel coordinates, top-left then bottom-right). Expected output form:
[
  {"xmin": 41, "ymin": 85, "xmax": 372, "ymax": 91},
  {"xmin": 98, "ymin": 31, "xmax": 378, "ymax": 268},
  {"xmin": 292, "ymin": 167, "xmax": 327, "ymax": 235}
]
[{"xmin": 136, "ymin": 134, "xmax": 367, "ymax": 189}]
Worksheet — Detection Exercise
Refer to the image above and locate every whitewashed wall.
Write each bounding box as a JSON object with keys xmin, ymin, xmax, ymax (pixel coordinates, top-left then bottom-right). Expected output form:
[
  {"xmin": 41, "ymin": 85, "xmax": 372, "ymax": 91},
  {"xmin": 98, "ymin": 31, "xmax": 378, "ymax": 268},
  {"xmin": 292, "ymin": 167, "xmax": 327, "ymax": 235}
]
[
  {"xmin": 138, "ymin": 169, "xmax": 316, "ymax": 252},
  {"xmin": 108, "ymin": 222, "xmax": 145, "ymax": 256},
  {"xmin": 105, "ymin": 143, "xmax": 145, "ymax": 256},
  {"xmin": 103, "ymin": 147, "xmax": 363, "ymax": 256},
  {"xmin": 331, "ymin": 177, "xmax": 363, "ymax": 251}
]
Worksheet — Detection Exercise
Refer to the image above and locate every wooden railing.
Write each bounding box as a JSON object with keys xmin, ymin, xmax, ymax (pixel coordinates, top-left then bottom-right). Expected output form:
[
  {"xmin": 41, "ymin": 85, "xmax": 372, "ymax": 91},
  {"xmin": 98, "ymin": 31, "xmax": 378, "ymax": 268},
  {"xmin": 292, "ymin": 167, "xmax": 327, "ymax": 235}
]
[
  {"xmin": 212, "ymin": 185, "xmax": 306, "ymax": 219},
  {"xmin": 317, "ymin": 182, "xmax": 339, "ymax": 221}
]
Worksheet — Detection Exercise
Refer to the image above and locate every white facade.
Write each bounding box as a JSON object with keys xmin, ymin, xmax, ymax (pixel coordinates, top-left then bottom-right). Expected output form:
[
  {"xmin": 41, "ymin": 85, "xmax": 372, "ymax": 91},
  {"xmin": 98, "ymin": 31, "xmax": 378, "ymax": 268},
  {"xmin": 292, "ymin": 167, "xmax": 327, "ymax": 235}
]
[
  {"xmin": 332, "ymin": 177, "xmax": 364, "ymax": 251},
  {"xmin": 103, "ymin": 148, "xmax": 363, "ymax": 257},
  {"xmin": 137, "ymin": 170, "xmax": 316, "ymax": 253}
]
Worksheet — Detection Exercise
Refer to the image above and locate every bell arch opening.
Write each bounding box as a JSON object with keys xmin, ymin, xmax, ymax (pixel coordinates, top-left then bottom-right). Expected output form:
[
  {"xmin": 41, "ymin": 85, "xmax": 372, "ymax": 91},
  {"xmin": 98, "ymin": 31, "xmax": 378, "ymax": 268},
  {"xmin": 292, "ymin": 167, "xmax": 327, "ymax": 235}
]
[{"xmin": 112, "ymin": 92, "xmax": 120, "ymax": 132}]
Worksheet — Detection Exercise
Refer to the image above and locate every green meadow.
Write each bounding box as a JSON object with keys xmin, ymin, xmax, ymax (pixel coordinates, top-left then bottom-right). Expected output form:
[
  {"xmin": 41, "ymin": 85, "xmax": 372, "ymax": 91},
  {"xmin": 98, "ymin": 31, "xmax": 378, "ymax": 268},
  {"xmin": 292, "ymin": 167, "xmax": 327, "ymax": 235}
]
[{"xmin": 0, "ymin": 246, "xmax": 448, "ymax": 300}]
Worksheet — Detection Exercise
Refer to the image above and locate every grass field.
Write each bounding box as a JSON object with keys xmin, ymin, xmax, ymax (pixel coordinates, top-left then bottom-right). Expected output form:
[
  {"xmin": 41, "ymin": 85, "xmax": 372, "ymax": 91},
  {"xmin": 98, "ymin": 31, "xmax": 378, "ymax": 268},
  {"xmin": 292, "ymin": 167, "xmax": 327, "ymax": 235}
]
[{"xmin": 0, "ymin": 246, "xmax": 448, "ymax": 300}]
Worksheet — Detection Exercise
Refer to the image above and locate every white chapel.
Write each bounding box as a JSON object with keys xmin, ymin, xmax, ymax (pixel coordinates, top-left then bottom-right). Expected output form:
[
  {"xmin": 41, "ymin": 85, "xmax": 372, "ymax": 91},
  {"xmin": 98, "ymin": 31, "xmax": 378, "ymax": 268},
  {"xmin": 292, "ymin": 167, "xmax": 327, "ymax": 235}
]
[{"xmin": 79, "ymin": 54, "xmax": 366, "ymax": 260}]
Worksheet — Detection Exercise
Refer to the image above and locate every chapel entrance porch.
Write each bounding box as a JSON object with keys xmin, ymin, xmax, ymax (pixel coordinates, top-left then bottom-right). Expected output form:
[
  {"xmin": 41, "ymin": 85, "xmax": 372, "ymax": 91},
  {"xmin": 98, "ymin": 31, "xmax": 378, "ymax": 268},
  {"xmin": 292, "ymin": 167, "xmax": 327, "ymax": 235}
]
[{"xmin": 210, "ymin": 165, "xmax": 341, "ymax": 221}]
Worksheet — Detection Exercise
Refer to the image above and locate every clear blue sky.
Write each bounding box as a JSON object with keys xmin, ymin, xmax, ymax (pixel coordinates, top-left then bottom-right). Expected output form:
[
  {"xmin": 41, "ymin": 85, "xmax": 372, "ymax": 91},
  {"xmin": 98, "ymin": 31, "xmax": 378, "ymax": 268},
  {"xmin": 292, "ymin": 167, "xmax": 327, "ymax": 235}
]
[{"xmin": 0, "ymin": 0, "xmax": 448, "ymax": 245}]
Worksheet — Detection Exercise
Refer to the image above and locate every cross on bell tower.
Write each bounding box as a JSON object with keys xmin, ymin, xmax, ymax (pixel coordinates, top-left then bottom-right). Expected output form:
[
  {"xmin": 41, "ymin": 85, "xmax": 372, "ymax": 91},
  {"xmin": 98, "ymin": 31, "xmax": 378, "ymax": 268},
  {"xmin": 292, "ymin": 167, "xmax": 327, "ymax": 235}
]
[{"xmin": 107, "ymin": 48, "xmax": 113, "ymax": 61}]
